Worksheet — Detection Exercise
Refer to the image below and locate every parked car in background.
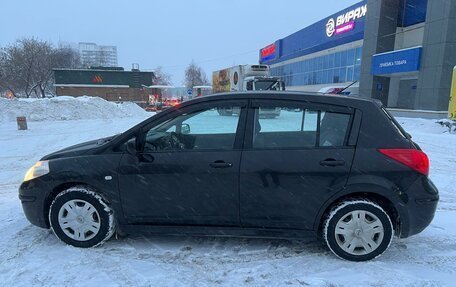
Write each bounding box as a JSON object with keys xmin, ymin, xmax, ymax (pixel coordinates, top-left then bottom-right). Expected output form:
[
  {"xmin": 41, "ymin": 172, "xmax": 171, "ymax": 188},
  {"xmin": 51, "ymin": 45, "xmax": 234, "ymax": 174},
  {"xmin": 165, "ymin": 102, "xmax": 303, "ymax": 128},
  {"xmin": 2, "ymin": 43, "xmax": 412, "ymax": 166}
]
[
  {"xmin": 163, "ymin": 98, "xmax": 180, "ymax": 108},
  {"xmin": 144, "ymin": 105, "xmax": 157, "ymax": 112},
  {"xmin": 19, "ymin": 92, "xmax": 438, "ymax": 261}
]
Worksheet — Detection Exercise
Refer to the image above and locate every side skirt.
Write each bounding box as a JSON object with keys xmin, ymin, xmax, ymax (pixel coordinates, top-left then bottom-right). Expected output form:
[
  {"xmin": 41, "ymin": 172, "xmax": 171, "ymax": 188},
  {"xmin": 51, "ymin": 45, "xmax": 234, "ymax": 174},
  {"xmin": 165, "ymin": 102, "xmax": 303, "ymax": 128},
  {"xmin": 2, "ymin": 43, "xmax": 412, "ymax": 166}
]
[{"xmin": 118, "ymin": 224, "xmax": 317, "ymax": 240}]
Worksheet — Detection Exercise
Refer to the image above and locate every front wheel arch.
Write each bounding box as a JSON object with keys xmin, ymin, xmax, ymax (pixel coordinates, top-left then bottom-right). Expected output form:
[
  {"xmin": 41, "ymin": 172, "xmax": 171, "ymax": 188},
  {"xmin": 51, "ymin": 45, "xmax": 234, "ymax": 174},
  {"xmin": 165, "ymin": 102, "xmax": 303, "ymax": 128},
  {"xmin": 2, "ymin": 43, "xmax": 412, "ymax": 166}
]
[
  {"xmin": 48, "ymin": 185, "xmax": 116, "ymax": 247},
  {"xmin": 44, "ymin": 182, "xmax": 111, "ymax": 228}
]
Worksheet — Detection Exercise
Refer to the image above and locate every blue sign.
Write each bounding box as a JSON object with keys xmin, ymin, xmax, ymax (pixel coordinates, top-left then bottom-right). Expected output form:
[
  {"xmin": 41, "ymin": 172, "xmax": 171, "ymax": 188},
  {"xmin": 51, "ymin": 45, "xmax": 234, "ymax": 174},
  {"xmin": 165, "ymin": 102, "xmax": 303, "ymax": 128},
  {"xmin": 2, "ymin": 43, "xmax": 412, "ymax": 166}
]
[
  {"xmin": 259, "ymin": 0, "xmax": 367, "ymax": 65},
  {"xmin": 187, "ymin": 89, "xmax": 192, "ymax": 95},
  {"xmin": 372, "ymin": 47, "xmax": 422, "ymax": 75}
]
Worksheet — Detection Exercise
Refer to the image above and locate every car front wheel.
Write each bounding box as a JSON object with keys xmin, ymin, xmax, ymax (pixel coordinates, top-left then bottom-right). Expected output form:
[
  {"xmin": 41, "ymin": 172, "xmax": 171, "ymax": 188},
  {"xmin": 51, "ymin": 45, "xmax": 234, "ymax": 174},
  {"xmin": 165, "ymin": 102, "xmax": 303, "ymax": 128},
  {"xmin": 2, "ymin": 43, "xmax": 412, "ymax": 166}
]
[
  {"xmin": 323, "ymin": 200, "xmax": 393, "ymax": 261},
  {"xmin": 49, "ymin": 186, "xmax": 116, "ymax": 248}
]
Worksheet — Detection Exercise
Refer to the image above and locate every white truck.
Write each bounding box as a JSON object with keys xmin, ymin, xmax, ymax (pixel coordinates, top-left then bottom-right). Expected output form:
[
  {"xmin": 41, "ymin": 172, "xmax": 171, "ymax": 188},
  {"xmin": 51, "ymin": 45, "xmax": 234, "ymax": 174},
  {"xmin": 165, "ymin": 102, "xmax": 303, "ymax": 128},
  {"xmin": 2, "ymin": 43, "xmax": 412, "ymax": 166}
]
[{"xmin": 212, "ymin": 64, "xmax": 285, "ymax": 117}]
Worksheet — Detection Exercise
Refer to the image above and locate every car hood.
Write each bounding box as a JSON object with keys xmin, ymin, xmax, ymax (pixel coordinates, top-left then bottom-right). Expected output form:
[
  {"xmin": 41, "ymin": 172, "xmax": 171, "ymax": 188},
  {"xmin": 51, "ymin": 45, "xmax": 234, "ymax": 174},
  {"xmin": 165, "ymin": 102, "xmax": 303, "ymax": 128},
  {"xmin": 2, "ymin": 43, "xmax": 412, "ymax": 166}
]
[{"xmin": 41, "ymin": 135, "xmax": 117, "ymax": 160}]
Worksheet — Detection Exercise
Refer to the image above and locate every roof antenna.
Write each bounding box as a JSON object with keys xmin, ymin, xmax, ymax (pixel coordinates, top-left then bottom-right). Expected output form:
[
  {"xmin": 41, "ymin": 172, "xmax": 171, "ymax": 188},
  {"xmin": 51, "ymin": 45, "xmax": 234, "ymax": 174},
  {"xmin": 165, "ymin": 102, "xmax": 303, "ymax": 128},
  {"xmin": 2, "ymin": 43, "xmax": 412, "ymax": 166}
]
[{"xmin": 337, "ymin": 81, "xmax": 358, "ymax": 95}]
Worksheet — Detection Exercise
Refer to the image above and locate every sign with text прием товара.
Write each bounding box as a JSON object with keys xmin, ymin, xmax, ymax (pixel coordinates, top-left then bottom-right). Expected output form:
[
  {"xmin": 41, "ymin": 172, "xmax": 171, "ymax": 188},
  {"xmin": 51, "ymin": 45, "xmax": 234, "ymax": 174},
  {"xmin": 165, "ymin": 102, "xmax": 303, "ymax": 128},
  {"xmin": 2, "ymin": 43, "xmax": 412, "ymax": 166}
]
[{"xmin": 371, "ymin": 46, "xmax": 422, "ymax": 75}]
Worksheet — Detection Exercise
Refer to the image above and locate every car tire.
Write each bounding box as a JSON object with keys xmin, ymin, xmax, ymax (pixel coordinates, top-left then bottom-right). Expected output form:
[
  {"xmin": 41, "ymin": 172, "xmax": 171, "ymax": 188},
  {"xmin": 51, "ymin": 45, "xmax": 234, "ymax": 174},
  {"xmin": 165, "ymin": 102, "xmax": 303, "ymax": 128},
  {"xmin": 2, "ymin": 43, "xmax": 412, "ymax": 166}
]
[
  {"xmin": 323, "ymin": 199, "xmax": 393, "ymax": 261},
  {"xmin": 49, "ymin": 186, "xmax": 116, "ymax": 248}
]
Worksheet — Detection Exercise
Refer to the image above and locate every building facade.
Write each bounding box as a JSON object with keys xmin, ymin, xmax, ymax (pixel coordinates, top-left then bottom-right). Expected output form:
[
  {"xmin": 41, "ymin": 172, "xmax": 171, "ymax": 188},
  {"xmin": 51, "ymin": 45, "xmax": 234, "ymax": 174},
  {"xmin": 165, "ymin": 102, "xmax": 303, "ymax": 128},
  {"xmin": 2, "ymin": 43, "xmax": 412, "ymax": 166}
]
[
  {"xmin": 260, "ymin": 0, "xmax": 456, "ymax": 111},
  {"xmin": 78, "ymin": 42, "xmax": 118, "ymax": 67},
  {"xmin": 54, "ymin": 67, "xmax": 154, "ymax": 105}
]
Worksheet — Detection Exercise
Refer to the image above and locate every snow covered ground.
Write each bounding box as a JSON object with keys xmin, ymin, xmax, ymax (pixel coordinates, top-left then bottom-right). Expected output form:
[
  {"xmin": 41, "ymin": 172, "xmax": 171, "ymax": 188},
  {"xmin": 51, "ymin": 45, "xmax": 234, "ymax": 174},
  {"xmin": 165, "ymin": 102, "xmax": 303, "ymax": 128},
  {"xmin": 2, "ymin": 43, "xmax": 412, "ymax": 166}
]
[{"xmin": 1, "ymin": 97, "xmax": 456, "ymax": 286}]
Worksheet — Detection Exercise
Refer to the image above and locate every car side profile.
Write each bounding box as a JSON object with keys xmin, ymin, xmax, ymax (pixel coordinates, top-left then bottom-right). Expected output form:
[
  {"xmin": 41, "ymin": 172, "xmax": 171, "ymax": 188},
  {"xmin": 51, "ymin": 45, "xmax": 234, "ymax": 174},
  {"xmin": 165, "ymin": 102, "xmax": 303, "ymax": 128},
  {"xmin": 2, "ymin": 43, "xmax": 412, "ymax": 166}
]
[{"xmin": 19, "ymin": 92, "xmax": 439, "ymax": 261}]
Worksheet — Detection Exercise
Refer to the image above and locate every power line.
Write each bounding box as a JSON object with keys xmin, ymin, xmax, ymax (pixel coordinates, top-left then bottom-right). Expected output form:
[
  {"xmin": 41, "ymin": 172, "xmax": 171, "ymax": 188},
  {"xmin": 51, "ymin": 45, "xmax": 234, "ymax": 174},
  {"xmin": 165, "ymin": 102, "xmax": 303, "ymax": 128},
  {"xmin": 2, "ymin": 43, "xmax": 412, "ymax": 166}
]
[{"xmin": 142, "ymin": 49, "xmax": 259, "ymax": 71}]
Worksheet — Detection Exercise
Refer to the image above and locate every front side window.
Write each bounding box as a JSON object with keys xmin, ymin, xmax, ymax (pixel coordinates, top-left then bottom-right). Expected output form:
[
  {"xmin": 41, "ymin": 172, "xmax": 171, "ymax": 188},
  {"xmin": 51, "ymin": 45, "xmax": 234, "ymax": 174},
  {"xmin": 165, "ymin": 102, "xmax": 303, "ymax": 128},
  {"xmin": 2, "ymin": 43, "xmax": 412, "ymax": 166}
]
[
  {"xmin": 253, "ymin": 103, "xmax": 351, "ymax": 149},
  {"xmin": 143, "ymin": 105, "xmax": 242, "ymax": 152}
]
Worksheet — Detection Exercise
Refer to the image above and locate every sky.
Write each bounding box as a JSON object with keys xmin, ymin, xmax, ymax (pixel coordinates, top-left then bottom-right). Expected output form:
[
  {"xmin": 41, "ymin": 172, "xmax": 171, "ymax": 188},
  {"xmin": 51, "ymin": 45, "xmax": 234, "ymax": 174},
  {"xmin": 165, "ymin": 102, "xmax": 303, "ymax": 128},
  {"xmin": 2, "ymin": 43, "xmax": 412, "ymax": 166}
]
[{"xmin": 1, "ymin": 0, "xmax": 361, "ymax": 85}]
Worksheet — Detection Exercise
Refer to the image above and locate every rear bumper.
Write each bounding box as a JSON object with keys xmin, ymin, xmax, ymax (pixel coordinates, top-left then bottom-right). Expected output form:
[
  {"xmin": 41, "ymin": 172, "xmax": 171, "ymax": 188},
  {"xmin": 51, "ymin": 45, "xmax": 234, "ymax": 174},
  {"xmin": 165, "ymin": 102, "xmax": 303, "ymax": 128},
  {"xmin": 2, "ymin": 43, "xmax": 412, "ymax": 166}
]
[
  {"xmin": 18, "ymin": 179, "xmax": 50, "ymax": 228},
  {"xmin": 398, "ymin": 177, "xmax": 439, "ymax": 238}
]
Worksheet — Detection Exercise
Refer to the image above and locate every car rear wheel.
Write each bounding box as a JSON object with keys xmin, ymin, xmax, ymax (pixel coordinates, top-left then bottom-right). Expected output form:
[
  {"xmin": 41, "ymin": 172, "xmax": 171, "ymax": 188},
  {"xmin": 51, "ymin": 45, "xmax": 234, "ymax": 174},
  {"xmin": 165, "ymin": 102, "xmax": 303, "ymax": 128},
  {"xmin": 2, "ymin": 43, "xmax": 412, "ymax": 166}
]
[
  {"xmin": 323, "ymin": 200, "xmax": 393, "ymax": 261},
  {"xmin": 49, "ymin": 186, "xmax": 116, "ymax": 248}
]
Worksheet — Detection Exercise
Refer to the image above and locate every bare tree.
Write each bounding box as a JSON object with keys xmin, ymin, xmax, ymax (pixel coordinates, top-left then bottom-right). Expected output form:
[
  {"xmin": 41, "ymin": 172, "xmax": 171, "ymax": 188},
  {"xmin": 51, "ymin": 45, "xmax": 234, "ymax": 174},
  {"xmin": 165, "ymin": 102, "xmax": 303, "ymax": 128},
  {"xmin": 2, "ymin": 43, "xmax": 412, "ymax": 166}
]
[
  {"xmin": 183, "ymin": 60, "xmax": 209, "ymax": 88},
  {"xmin": 153, "ymin": 66, "xmax": 172, "ymax": 86},
  {"xmin": 0, "ymin": 47, "xmax": 19, "ymax": 97},
  {"xmin": 36, "ymin": 47, "xmax": 81, "ymax": 97},
  {"xmin": 0, "ymin": 38, "xmax": 80, "ymax": 98}
]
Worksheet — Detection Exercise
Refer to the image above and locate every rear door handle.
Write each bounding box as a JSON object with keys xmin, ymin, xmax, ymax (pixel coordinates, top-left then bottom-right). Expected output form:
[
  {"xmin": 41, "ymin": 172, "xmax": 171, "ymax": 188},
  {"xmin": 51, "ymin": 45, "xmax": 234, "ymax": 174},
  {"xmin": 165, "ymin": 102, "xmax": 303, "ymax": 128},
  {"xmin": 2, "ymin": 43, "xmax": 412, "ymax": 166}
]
[
  {"xmin": 209, "ymin": 161, "xmax": 233, "ymax": 168},
  {"xmin": 320, "ymin": 159, "xmax": 345, "ymax": 167}
]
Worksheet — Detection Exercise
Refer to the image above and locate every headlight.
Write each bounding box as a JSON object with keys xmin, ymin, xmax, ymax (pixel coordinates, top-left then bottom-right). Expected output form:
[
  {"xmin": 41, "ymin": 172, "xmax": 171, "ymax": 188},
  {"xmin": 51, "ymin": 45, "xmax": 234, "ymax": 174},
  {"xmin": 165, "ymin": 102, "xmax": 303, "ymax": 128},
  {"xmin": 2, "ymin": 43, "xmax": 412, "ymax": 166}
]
[{"xmin": 23, "ymin": 161, "xmax": 50, "ymax": 182}]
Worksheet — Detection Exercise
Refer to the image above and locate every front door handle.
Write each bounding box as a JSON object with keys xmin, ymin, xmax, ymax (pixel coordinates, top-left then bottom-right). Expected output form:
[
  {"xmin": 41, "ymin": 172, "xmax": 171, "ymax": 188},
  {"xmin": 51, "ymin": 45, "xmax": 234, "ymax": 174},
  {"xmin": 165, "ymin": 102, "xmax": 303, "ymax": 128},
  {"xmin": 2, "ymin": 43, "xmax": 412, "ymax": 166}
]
[
  {"xmin": 320, "ymin": 159, "xmax": 345, "ymax": 167},
  {"xmin": 209, "ymin": 160, "xmax": 233, "ymax": 168}
]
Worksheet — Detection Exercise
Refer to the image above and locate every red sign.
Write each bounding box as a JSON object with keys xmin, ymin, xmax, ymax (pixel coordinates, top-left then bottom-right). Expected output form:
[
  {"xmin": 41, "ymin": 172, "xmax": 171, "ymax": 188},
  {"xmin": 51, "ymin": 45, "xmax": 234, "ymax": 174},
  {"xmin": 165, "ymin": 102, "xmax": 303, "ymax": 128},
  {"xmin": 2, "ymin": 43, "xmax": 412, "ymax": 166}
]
[
  {"xmin": 261, "ymin": 43, "xmax": 276, "ymax": 61},
  {"xmin": 92, "ymin": 75, "xmax": 103, "ymax": 84}
]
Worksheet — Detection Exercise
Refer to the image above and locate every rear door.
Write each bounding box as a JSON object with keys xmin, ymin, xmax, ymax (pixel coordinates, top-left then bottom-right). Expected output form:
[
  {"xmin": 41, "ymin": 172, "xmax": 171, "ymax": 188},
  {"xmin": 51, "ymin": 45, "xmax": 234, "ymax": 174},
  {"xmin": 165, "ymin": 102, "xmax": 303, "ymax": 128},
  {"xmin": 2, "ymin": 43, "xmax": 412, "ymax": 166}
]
[{"xmin": 240, "ymin": 99, "xmax": 357, "ymax": 230}]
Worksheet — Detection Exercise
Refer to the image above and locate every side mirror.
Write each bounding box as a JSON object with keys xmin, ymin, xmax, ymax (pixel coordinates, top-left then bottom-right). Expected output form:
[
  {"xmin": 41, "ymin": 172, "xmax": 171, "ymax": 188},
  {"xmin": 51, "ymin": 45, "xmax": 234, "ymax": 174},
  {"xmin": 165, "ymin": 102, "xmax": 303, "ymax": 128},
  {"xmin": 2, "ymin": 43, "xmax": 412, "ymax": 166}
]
[
  {"xmin": 181, "ymin": 123, "xmax": 191, "ymax": 135},
  {"xmin": 126, "ymin": 139, "xmax": 137, "ymax": 155}
]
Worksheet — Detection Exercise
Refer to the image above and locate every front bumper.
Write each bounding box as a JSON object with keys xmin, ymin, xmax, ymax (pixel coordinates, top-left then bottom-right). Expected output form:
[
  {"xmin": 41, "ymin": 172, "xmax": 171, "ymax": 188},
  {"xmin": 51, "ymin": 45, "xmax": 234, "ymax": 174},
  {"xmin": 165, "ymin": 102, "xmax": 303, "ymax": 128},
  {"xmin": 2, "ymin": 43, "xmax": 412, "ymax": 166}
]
[{"xmin": 18, "ymin": 179, "xmax": 50, "ymax": 228}]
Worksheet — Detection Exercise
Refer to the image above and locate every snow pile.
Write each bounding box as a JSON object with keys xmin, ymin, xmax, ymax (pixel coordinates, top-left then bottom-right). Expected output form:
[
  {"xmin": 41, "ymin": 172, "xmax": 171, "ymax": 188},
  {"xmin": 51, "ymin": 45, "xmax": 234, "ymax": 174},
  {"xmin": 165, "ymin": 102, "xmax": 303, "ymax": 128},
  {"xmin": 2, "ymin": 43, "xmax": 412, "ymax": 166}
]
[{"xmin": 0, "ymin": 96, "xmax": 149, "ymax": 122}]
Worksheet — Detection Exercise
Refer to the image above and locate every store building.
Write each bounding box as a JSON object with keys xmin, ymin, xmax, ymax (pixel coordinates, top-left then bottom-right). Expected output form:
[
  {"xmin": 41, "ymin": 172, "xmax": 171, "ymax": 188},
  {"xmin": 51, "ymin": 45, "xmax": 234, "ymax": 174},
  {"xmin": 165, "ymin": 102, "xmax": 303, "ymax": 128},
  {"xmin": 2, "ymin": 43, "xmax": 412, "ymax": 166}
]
[
  {"xmin": 260, "ymin": 0, "xmax": 456, "ymax": 112},
  {"xmin": 53, "ymin": 67, "xmax": 154, "ymax": 105}
]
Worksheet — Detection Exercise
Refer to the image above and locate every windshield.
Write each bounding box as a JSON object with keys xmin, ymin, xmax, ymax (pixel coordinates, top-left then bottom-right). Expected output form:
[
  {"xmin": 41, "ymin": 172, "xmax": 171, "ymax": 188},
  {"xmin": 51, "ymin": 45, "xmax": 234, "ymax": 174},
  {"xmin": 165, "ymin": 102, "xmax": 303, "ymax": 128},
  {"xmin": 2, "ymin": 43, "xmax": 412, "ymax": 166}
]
[{"xmin": 254, "ymin": 80, "xmax": 282, "ymax": 91}]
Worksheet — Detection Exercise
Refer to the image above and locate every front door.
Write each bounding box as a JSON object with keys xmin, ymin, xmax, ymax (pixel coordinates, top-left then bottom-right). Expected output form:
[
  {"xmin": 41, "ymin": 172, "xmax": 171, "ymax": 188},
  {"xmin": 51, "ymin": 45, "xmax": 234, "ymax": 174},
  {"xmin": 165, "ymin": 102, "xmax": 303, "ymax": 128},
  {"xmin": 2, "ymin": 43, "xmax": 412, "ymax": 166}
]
[
  {"xmin": 118, "ymin": 100, "xmax": 247, "ymax": 226},
  {"xmin": 240, "ymin": 99, "xmax": 356, "ymax": 230}
]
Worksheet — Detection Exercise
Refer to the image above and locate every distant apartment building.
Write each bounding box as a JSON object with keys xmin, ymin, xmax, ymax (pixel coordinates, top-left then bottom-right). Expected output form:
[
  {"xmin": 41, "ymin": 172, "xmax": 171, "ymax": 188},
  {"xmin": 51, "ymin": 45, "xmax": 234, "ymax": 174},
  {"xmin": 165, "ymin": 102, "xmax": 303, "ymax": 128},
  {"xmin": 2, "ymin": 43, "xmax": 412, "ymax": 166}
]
[{"xmin": 78, "ymin": 42, "xmax": 118, "ymax": 67}]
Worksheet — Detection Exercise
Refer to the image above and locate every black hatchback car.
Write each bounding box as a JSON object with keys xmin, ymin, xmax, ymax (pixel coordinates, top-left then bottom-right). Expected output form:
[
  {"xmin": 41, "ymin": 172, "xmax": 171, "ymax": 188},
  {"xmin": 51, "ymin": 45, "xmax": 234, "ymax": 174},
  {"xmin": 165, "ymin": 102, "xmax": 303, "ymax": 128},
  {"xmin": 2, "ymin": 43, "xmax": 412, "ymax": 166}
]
[{"xmin": 19, "ymin": 92, "xmax": 438, "ymax": 261}]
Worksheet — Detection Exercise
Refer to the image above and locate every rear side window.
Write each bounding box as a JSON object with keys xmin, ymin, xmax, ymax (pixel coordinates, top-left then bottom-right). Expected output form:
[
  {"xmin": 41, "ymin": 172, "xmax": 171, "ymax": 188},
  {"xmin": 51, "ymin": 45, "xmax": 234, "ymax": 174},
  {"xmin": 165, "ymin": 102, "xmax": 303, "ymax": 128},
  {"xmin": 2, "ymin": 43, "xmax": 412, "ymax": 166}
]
[{"xmin": 253, "ymin": 104, "xmax": 351, "ymax": 149}]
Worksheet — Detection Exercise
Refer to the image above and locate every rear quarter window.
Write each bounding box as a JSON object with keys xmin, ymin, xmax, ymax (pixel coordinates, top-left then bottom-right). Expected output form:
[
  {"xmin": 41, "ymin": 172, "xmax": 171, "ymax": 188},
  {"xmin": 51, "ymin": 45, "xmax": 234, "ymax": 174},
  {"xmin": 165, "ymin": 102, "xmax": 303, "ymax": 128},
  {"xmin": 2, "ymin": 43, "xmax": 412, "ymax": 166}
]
[{"xmin": 381, "ymin": 107, "xmax": 410, "ymax": 139}]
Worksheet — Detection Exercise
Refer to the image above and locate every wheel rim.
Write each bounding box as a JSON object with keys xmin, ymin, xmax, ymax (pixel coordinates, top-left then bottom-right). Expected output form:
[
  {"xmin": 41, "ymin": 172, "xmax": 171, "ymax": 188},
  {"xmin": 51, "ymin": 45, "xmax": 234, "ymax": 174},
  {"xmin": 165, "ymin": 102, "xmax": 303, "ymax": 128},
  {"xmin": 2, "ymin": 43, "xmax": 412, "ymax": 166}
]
[
  {"xmin": 57, "ymin": 199, "xmax": 101, "ymax": 241},
  {"xmin": 334, "ymin": 210, "xmax": 384, "ymax": 256}
]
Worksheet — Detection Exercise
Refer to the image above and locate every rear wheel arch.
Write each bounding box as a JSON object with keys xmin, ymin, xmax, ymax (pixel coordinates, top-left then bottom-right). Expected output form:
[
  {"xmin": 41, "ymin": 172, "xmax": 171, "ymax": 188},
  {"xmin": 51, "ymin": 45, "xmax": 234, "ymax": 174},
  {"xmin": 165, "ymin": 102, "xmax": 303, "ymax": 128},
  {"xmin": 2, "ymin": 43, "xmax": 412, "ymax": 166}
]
[
  {"xmin": 323, "ymin": 199, "xmax": 394, "ymax": 261},
  {"xmin": 316, "ymin": 191, "xmax": 401, "ymax": 236}
]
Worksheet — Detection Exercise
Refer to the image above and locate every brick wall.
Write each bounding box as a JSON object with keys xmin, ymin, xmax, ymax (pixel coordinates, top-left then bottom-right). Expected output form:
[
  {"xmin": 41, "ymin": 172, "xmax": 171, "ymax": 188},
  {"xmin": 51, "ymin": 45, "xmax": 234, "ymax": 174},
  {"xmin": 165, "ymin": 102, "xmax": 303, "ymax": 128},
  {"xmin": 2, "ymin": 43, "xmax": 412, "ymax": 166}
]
[{"xmin": 55, "ymin": 87, "xmax": 149, "ymax": 103}]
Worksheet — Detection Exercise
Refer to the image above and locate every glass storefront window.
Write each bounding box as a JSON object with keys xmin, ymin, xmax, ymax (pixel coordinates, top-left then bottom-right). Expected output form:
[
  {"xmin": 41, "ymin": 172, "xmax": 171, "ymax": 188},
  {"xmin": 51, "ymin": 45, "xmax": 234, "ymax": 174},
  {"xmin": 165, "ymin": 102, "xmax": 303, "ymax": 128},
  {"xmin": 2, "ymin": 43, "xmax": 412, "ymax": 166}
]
[
  {"xmin": 328, "ymin": 69, "xmax": 334, "ymax": 84},
  {"xmin": 335, "ymin": 52, "xmax": 341, "ymax": 68},
  {"xmin": 347, "ymin": 49, "xmax": 355, "ymax": 66},
  {"xmin": 322, "ymin": 55, "xmax": 328, "ymax": 70},
  {"xmin": 354, "ymin": 65, "xmax": 361, "ymax": 81},
  {"xmin": 340, "ymin": 51, "xmax": 347, "ymax": 67},
  {"xmin": 272, "ymin": 46, "xmax": 362, "ymax": 86},
  {"xmin": 347, "ymin": 66, "xmax": 354, "ymax": 82},
  {"xmin": 318, "ymin": 57, "xmax": 324, "ymax": 70},
  {"xmin": 340, "ymin": 68, "xmax": 347, "ymax": 83},
  {"xmin": 328, "ymin": 53, "xmax": 335, "ymax": 68},
  {"xmin": 355, "ymin": 47, "xmax": 362, "ymax": 65},
  {"xmin": 322, "ymin": 70, "xmax": 328, "ymax": 84}
]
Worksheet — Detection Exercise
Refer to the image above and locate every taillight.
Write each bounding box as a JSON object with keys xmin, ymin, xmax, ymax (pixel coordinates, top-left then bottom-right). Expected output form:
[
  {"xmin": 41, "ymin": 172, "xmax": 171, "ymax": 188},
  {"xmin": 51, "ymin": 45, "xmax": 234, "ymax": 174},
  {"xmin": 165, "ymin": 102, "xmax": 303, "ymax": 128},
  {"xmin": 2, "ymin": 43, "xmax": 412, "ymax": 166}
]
[{"xmin": 378, "ymin": 148, "xmax": 429, "ymax": 176}]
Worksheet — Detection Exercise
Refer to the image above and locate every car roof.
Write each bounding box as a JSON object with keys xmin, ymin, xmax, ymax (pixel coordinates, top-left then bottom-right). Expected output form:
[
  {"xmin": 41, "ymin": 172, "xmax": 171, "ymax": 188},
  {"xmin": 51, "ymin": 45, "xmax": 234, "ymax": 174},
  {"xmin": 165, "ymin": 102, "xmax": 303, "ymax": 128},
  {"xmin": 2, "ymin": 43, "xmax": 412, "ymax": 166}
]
[{"xmin": 186, "ymin": 91, "xmax": 380, "ymax": 109}]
